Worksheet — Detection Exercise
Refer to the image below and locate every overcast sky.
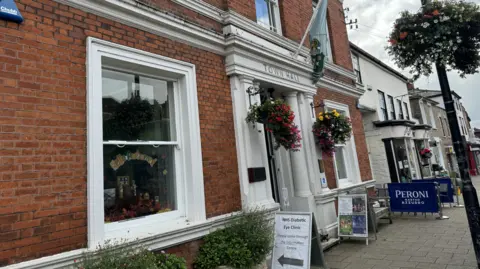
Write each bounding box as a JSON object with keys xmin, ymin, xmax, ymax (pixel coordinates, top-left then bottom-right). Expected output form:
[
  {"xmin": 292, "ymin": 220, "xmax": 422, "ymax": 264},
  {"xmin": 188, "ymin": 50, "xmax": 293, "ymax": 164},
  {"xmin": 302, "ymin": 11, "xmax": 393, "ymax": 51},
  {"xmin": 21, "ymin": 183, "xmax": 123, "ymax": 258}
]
[{"xmin": 343, "ymin": 0, "xmax": 480, "ymax": 129}]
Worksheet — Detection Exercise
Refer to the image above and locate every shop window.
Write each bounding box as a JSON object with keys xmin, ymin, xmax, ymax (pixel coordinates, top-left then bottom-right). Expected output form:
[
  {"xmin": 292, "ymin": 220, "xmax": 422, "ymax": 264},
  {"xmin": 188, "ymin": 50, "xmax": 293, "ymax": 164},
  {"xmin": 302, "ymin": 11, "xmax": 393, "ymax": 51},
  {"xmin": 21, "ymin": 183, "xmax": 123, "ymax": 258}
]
[
  {"xmin": 403, "ymin": 102, "xmax": 410, "ymax": 120},
  {"xmin": 415, "ymin": 140, "xmax": 432, "ymax": 177},
  {"xmin": 387, "ymin": 95, "xmax": 395, "ymax": 120},
  {"xmin": 87, "ymin": 38, "xmax": 205, "ymax": 247},
  {"xmin": 351, "ymin": 53, "xmax": 362, "ymax": 84},
  {"xmin": 392, "ymin": 139, "xmax": 409, "ymax": 182},
  {"xmin": 256, "ymin": 0, "xmax": 281, "ymax": 33},
  {"xmin": 440, "ymin": 116, "xmax": 446, "ymax": 136},
  {"xmin": 377, "ymin": 90, "xmax": 388, "ymax": 121},
  {"xmin": 444, "ymin": 117, "xmax": 450, "ymax": 136},
  {"xmin": 397, "ymin": 99, "xmax": 404, "ymax": 119},
  {"xmin": 324, "ymin": 101, "xmax": 361, "ymax": 188}
]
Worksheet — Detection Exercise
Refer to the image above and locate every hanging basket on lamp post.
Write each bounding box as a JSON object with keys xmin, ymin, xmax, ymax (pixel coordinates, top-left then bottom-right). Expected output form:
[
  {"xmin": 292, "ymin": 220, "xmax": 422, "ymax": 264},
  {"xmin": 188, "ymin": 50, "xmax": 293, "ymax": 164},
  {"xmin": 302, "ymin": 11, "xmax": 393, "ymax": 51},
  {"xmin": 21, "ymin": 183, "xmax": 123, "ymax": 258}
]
[{"xmin": 386, "ymin": 0, "xmax": 480, "ymax": 80}]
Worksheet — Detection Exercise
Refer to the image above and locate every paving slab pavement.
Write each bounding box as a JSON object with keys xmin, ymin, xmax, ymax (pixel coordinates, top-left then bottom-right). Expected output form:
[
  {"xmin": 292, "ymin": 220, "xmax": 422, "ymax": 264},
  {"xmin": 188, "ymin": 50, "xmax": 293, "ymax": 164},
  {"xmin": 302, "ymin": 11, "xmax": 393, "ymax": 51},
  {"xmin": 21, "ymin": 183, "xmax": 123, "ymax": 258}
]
[{"xmin": 320, "ymin": 176, "xmax": 480, "ymax": 269}]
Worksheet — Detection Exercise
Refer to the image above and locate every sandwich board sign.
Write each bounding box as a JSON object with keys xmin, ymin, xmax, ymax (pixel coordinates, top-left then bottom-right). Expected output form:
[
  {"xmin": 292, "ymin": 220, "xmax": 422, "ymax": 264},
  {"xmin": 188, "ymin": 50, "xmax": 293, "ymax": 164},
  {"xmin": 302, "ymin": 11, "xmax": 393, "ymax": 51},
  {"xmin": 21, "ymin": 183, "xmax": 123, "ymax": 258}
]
[
  {"xmin": 0, "ymin": 0, "xmax": 23, "ymax": 23},
  {"xmin": 338, "ymin": 194, "xmax": 369, "ymax": 245},
  {"xmin": 271, "ymin": 212, "xmax": 328, "ymax": 269}
]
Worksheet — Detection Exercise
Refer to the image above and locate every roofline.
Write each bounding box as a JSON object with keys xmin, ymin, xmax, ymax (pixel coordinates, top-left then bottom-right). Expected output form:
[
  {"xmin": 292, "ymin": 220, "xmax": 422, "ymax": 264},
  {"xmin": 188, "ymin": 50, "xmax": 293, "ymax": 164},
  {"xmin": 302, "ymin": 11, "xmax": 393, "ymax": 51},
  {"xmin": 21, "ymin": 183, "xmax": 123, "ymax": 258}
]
[
  {"xmin": 418, "ymin": 91, "xmax": 462, "ymax": 100},
  {"xmin": 350, "ymin": 42, "xmax": 409, "ymax": 82}
]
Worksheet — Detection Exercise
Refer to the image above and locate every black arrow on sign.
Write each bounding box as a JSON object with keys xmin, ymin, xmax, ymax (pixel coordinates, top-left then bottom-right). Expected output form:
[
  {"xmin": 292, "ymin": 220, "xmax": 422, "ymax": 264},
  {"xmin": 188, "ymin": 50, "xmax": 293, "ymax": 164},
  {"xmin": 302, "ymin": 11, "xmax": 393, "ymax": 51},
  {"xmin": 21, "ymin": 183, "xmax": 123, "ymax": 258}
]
[{"xmin": 278, "ymin": 254, "xmax": 304, "ymax": 267}]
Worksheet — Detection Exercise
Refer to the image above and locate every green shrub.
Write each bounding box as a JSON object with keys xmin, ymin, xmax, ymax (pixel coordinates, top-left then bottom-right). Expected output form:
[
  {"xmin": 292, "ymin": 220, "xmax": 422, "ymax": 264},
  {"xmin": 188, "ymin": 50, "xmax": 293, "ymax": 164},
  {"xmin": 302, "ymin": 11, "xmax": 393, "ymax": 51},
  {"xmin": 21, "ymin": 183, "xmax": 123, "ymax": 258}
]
[
  {"xmin": 195, "ymin": 209, "xmax": 274, "ymax": 269},
  {"xmin": 75, "ymin": 240, "xmax": 187, "ymax": 269}
]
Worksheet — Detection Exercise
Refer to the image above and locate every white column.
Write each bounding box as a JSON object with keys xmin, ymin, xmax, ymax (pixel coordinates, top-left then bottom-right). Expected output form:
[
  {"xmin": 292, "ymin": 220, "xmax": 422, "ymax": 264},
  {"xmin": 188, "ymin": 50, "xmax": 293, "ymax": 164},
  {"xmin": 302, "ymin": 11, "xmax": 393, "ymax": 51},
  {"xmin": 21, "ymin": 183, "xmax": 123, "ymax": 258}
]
[
  {"xmin": 230, "ymin": 75, "xmax": 275, "ymax": 208},
  {"xmin": 285, "ymin": 92, "xmax": 312, "ymax": 197},
  {"xmin": 302, "ymin": 92, "xmax": 324, "ymax": 194}
]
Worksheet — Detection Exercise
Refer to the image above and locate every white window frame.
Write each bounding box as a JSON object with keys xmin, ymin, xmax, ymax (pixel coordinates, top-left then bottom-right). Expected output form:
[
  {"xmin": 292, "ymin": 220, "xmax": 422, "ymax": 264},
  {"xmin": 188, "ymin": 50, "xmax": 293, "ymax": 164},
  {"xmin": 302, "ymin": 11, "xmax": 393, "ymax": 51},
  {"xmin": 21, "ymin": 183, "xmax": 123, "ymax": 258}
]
[
  {"xmin": 377, "ymin": 90, "xmax": 387, "ymax": 121},
  {"xmin": 428, "ymin": 104, "xmax": 436, "ymax": 129},
  {"xmin": 419, "ymin": 100, "xmax": 427, "ymax": 124},
  {"xmin": 351, "ymin": 53, "xmax": 362, "ymax": 84},
  {"xmin": 403, "ymin": 102, "xmax": 410, "ymax": 120},
  {"xmin": 312, "ymin": 1, "xmax": 333, "ymax": 63},
  {"xmin": 387, "ymin": 95, "xmax": 396, "ymax": 120},
  {"xmin": 324, "ymin": 100, "xmax": 361, "ymax": 188},
  {"xmin": 87, "ymin": 38, "xmax": 206, "ymax": 248},
  {"xmin": 255, "ymin": 0, "xmax": 282, "ymax": 35},
  {"xmin": 397, "ymin": 99, "xmax": 404, "ymax": 120}
]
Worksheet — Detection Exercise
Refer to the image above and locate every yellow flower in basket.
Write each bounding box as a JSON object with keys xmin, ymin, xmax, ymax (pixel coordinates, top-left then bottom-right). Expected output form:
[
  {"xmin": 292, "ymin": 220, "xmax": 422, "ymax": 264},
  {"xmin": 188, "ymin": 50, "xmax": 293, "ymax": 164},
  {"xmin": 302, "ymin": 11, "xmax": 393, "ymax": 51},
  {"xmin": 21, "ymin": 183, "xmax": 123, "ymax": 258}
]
[
  {"xmin": 318, "ymin": 115, "xmax": 324, "ymax": 121},
  {"xmin": 332, "ymin": 109, "xmax": 340, "ymax": 117}
]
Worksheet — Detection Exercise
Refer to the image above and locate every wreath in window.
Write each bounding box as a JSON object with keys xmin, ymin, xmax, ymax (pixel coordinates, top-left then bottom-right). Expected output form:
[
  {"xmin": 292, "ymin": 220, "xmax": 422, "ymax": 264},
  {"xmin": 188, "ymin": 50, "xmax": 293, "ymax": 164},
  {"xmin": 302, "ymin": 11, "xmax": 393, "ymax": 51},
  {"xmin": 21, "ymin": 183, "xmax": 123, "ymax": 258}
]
[
  {"xmin": 387, "ymin": 1, "xmax": 480, "ymax": 80},
  {"xmin": 246, "ymin": 99, "xmax": 302, "ymax": 151},
  {"xmin": 312, "ymin": 110, "xmax": 352, "ymax": 156}
]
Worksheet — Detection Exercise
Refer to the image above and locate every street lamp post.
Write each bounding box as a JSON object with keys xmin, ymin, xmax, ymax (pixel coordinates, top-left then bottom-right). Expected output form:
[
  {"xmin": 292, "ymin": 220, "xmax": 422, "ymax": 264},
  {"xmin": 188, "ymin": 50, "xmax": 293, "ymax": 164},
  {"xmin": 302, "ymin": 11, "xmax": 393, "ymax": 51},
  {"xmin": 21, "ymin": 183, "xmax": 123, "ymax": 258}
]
[{"xmin": 420, "ymin": 0, "xmax": 480, "ymax": 266}]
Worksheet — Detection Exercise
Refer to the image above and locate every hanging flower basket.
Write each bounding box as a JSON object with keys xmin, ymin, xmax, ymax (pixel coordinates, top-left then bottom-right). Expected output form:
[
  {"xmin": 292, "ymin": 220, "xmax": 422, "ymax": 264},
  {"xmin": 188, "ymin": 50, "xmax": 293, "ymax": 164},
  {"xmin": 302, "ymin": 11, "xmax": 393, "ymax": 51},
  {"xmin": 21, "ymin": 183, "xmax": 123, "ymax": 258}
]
[
  {"xmin": 312, "ymin": 110, "xmax": 352, "ymax": 156},
  {"xmin": 246, "ymin": 99, "xmax": 302, "ymax": 151},
  {"xmin": 387, "ymin": 1, "xmax": 480, "ymax": 80},
  {"xmin": 420, "ymin": 148, "xmax": 433, "ymax": 159}
]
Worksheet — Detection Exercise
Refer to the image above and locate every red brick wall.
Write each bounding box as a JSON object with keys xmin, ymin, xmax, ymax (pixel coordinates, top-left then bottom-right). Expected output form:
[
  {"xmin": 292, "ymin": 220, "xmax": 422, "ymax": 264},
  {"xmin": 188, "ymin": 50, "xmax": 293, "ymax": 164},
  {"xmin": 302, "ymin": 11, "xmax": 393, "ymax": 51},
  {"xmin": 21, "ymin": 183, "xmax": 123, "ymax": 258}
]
[
  {"xmin": 163, "ymin": 240, "xmax": 203, "ymax": 269},
  {"xmin": 227, "ymin": 0, "xmax": 256, "ymax": 21},
  {"xmin": 0, "ymin": 0, "xmax": 240, "ymax": 265},
  {"xmin": 203, "ymin": 0, "xmax": 227, "ymax": 10},
  {"xmin": 314, "ymin": 88, "xmax": 373, "ymax": 190}
]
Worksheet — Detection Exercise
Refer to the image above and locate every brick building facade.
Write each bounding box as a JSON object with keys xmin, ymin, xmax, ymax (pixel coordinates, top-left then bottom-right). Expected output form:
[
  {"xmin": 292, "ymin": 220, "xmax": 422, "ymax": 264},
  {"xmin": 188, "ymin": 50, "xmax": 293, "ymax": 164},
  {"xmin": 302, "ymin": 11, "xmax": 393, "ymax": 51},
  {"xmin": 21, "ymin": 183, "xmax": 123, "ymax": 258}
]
[{"xmin": 0, "ymin": 0, "xmax": 372, "ymax": 268}]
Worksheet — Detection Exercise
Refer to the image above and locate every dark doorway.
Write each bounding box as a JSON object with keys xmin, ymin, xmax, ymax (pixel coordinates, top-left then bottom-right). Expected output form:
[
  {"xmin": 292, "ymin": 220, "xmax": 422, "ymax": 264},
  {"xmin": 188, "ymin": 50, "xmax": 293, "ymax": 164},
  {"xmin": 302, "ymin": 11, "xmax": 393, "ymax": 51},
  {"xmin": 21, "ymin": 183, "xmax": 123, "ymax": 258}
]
[{"xmin": 261, "ymin": 89, "xmax": 280, "ymax": 203}]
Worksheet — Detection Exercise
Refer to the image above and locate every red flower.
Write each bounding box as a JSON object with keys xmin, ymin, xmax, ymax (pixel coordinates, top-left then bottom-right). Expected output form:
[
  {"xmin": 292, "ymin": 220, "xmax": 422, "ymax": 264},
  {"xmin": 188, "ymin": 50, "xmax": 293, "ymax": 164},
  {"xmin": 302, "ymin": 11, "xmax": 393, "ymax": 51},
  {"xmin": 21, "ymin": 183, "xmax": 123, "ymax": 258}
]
[
  {"xmin": 276, "ymin": 116, "xmax": 283, "ymax": 122},
  {"xmin": 432, "ymin": 10, "xmax": 440, "ymax": 16},
  {"xmin": 399, "ymin": 32, "xmax": 408, "ymax": 40},
  {"xmin": 389, "ymin": 39, "xmax": 397, "ymax": 45}
]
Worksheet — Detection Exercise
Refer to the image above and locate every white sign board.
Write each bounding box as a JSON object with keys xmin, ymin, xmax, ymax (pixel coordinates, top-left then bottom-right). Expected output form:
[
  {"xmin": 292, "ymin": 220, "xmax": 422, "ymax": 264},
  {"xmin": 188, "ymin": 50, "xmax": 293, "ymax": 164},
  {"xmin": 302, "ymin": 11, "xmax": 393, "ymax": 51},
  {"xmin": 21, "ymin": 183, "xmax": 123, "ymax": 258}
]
[
  {"xmin": 272, "ymin": 212, "xmax": 311, "ymax": 269},
  {"xmin": 338, "ymin": 194, "xmax": 368, "ymax": 239}
]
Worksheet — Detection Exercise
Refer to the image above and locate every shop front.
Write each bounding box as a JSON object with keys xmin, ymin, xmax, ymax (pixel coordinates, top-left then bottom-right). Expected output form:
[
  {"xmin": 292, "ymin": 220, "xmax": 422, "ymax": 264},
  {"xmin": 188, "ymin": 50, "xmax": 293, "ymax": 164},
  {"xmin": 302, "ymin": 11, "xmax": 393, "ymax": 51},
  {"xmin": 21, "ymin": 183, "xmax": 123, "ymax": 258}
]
[
  {"xmin": 411, "ymin": 125, "xmax": 434, "ymax": 179},
  {"xmin": 371, "ymin": 120, "xmax": 420, "ymax": 184}
]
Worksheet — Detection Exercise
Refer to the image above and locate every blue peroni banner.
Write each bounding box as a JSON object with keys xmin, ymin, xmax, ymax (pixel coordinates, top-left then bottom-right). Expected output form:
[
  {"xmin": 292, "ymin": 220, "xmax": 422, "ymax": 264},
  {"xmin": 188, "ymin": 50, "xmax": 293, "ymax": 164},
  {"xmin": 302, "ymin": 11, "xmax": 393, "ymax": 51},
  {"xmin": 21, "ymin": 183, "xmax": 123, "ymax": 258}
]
[{"xmin": 388, "ymin": 183, "xmax": 439, "ymax": 213}]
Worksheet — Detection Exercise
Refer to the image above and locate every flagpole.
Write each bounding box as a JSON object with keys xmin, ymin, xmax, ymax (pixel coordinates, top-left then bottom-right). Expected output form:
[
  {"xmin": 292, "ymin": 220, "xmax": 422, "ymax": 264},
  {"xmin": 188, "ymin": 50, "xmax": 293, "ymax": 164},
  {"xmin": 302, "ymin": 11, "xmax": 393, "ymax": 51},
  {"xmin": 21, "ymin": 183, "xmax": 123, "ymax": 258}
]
[{"xmin": 292, "ymin": 0, "xmax": 323, "ymax": 58}]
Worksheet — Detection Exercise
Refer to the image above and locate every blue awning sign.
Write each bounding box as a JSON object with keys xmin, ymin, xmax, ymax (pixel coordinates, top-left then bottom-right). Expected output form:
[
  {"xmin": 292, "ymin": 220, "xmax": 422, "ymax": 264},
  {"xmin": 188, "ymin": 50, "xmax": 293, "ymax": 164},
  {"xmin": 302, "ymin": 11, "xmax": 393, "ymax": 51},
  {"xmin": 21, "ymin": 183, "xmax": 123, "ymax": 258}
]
[{"xmin": 0, "ymin": 0, "xmax": 23, "ymax": 23}]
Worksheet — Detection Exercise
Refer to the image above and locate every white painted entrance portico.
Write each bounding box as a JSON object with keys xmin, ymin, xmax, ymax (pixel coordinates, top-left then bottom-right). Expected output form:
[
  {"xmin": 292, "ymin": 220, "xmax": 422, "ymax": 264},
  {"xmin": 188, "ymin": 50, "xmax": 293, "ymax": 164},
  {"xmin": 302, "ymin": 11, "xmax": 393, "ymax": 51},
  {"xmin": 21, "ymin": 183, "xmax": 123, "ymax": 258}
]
[{"xmin": 224, "ymin": 23, "xmax": 365, "ymax": 242}]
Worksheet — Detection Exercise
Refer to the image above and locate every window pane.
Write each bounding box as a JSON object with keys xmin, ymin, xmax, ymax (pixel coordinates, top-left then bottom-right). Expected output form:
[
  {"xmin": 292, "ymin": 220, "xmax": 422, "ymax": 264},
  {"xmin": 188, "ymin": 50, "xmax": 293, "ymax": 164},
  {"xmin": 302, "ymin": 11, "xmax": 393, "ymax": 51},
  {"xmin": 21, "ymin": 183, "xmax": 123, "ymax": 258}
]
[
  {"xmin": 335, "ymin": 147, "xmax": 348, "ymax": 180},
  {"xmin": 256, "ymin": 0, "xmax": 271, "ymax": 28},
  {"xmin": 102, "ymin": 69, "xmax": 175, "ymax": 142},
  {"xmin": 388, "ymin": 96, "xmax": 395, "ymax": 120},
  {"xmin": 404, "ymin": 103, "xmax": 410, "ymax": 120},
  {"xmin": 103, "ymin": 145, "xmax": 177, "ymax": 223},
  {"xmin": 393, "ymin": 139, "xmax": 411, "ymax": 182},
  {"xmin": 397, "ymin": 100, "xmax": 403, "ymax": 119}
]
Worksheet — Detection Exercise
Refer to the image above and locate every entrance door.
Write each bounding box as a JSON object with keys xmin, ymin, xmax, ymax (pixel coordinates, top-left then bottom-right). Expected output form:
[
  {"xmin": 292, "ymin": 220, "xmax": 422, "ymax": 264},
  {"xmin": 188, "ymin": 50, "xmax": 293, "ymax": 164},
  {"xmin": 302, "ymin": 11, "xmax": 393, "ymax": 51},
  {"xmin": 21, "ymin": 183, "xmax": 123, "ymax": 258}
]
[{"xmin": 265, "ymin": 130, "xmax": 280, "ymax": 203}]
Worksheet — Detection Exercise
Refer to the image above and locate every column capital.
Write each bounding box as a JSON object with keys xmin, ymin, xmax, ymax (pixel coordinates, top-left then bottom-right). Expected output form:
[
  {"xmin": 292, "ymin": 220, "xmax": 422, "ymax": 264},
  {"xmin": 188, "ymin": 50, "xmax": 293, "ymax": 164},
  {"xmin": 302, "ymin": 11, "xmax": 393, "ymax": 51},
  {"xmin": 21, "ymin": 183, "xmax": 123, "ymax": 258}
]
[
  {"xmin": 238, "ymin": 75, "xmax": 255, "ymax": 84},
  {"xmin": 284, "ymin": 91, "xmax": 298, "ymax": 98},
  {"xmin": 304, "ymin": 92, "xmax": 316, "ymax": 99}
]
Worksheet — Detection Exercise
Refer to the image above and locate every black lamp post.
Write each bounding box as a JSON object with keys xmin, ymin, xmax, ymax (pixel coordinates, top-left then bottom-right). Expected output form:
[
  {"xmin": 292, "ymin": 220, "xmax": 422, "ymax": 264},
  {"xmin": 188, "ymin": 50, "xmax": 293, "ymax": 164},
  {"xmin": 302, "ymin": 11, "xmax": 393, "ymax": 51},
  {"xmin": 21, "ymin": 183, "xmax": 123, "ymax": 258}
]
[{"xmin": 420, "ymin": 1, "xmax": 480, "ymax": 266}]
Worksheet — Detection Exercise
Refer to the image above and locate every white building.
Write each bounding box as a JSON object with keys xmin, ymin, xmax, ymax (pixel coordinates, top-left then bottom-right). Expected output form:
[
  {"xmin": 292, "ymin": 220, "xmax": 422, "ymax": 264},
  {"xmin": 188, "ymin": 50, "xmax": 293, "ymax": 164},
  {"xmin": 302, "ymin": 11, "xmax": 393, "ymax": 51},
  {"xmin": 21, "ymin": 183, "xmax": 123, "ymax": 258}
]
[{"xmin": 351, "ymin": 43, "xmax": 425, "ymax": 185}]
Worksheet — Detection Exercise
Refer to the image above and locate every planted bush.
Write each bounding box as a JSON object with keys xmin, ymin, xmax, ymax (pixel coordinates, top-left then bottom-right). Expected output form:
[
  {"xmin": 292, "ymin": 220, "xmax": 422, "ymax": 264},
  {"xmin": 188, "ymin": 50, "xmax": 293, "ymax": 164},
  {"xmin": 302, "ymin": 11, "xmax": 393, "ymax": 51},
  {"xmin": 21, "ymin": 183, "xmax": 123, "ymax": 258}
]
[
  {"xmin": 75, "ymin": 240, "xmax": 186, "ymax": 269},
  {"xmin": 195, "ymin": 209, "xmax": 274, "ymax": 269}
]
